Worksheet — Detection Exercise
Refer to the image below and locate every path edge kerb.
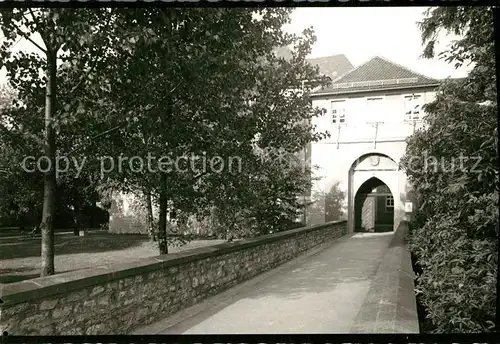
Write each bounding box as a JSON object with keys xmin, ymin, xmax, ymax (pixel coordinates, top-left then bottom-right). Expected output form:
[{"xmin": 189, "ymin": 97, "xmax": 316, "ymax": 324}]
[
  {"xmin": 351, "ymin": 220, "xmax": 419, "ymax": 333},
  {"xmin": 0, "ymin": 220, "xmax": 347, "ymax": 306},
  {"xmin": 389, "ymin": 220, "xmax": 420, "ymax": 332}
]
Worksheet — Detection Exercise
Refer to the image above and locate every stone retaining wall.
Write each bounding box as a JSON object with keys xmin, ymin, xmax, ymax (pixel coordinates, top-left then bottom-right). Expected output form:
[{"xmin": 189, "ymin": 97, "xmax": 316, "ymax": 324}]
[{"xmin": 0, "ymin": 221, "xmax": 346, "ymax": 335}]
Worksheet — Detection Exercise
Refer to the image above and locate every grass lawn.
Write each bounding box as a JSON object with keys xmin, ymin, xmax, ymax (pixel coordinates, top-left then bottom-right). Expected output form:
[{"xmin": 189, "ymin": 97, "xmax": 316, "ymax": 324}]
[{"xmin": 0, "ymin": 231, "xmax": 225, "ymax": 284}]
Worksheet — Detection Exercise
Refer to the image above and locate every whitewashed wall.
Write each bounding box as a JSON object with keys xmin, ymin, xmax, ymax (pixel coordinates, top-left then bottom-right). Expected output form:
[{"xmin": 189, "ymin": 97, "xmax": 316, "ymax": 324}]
[{"xmin": 308, "ymin": 86, "xmax": 437, "ymax": 231}]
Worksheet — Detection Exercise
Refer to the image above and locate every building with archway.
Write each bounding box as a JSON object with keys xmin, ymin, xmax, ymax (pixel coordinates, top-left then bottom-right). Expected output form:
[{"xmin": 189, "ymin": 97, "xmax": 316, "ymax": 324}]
[{"xmin": 306, "ymin": 55, "xmax": 440, "ymax": 232}]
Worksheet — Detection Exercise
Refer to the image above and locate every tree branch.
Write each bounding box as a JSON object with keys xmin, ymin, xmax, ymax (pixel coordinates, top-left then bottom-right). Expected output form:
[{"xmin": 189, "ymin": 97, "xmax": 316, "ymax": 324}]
[
  {"xmin": 14, "ymin": 26, "xmax": 47, "ymax": 54},
  {"xmin": 193, "ymin": 160, "xmax": 223, "ymax": 181},
  {"xmin": 64, "ymin": 9, "xmax": 117, "ymax": 98},
  {"xmin": 66, "ymin": 121, "xmax": 128, "ymax": 156},
  {"xmin": 28, "ymin": 8, "xmax": 45, "ymax": 39},
  {"xmin": 64, "ymin": 45, "xmax": 104, "ymax": 98},
  {"xmin": 66, "ymin": 82, "xmax": 183, "ymax": 157}
]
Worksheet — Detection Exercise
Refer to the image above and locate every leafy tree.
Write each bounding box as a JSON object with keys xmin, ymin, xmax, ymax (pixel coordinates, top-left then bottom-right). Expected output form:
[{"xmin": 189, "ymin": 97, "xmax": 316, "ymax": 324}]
[
  {"xmin": 252, "ymin": 151, "xmax": 314, "ymax": 234},
  {"xmin": 307, "ymin": 181, "xmax": 346, "ymax": 224},
  {"xmin": 0, "ymin": 8, "xmax": 118, "ymax": 275},
  {"xmin": 96, "ymin": 8, "xmax": 329, "ymax": 250},
  {"xmin": 0, "ymin": 84, "xmax": 44, "ymax": 230},
  {"xmin": 400, "ymin": 6, "xmax": 497, "ymax": 333},
  {"xmin": 189, "ymin": 20, "xmax": 329, "ymax": 239},
  {"xmin": 208, "ymin": 149, "xmax": 314, "ymax": 238},
  {"xmin": 325, "ymin": 182, "xmax": 346, "ymax": 222},
  {"xmin": 1, "ymin": 8, "xmax": 329, "ymax": 268},
  {"xmin": 0, "ymin": 140, "xmax": 44, "ymax": 231},
  {"xmin": 0, "ymin": 84, "xmax": 15, "ymax": 110}
]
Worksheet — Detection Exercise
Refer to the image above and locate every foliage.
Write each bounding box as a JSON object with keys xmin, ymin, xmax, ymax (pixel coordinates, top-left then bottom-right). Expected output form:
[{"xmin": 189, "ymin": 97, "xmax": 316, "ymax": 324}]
[
  {"xmin": 0, "ymin": 8, "xmax": 130, "ymax": 274},
  {"xmin": 0, "ymin": 8, "xmax": 328, "ymax": 264},
  {"xmin": 0, "ymin": 19, "xmax": 111, "ymax": 230},
  {"xmin": 0, "ymin": 84, "xmax": 44, "ymax": 228},
  {"xmin": 250, "ymin": 151, "xmax": 312, "ymax": 234},
  {"xmin": 308, "ymin": 181, "xmax": 346, "ymax": 224},
  {"xmin": 193, "ymin": 20, "xmax": 329, "ymax": 238},
  {"xmin": 401, "ymin": 6, "xmax": 498, "ymax": 333},
  {"xmin": 96, "ymin": 9, "xmax": 329, "ymax": 243}
]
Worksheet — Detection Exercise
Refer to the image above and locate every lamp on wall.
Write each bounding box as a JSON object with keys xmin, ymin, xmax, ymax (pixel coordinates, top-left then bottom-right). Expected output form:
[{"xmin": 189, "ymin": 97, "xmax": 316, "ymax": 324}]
[{"xmin": 404, "ymin": 201, "xmax": 413, "ymax": 221}]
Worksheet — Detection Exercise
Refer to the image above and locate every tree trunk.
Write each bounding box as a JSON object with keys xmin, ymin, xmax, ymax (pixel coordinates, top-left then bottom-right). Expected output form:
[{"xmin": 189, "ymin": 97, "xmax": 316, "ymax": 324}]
[
  {"xmin": 40, "ymin": 49, "xmax": 57, "ymax": 277},
  {"xmin": 89, "ymin": 203, "xmax": 95, "ymax": 228},
  {"xmin": 73, "ymin": 205, "xmax": 79, "ymax": 236},
  {"xmin": 75, "ymin": 206, "xmax": 85, "ymax": 236},
  {"xmin": 157, "ymin": 174, "xmax": 168, "ymax": 254},
  {"xmin": 144, "ymin": 189, "xmax": 156, "ymax": 241},
  {"xmin": 18, "ymin": 213, "xmax": 25, "ymax": 233}
]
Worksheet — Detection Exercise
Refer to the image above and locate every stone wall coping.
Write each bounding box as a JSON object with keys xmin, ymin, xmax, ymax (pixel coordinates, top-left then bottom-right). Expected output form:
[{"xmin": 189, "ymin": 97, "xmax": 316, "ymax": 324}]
[
  {"xmin": 351, "ymin": 220, "xmax": 419, "ymax": 333},
  {"xmin": 0, "ymin": 220, "xmax": 346, "ymax": 306}
]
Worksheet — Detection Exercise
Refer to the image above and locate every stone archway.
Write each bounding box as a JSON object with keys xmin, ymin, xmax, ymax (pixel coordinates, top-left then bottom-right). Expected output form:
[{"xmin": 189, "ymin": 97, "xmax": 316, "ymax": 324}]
[
  {"xmin": 347, "ymin": 153, "xmax": 400, "ymax": 233},
  {"xmin": 354, "ymin": 177, "xmax": 394, "ymax": 232}
]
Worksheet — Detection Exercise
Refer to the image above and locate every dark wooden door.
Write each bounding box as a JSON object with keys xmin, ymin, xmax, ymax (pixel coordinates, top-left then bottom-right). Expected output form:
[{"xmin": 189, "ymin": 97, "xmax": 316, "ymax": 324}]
[{"xmin": 375, "ymin": 194, "xmax": 394, "ymax": 232}]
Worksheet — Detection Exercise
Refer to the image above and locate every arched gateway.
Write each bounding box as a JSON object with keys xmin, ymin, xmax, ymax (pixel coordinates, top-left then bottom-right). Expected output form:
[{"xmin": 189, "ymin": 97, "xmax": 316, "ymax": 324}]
[
  {"xmin": 354, "ymin": 177, "xmax": 394, "ymax": 232},
  {"xmin": 347, "ymin": 153, "xmax": 401, "ymax": 233}
]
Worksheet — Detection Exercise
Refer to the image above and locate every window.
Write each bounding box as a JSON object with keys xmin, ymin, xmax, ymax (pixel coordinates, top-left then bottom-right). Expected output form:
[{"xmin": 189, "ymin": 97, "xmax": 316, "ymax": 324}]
[
  {"xmin": 404, "ymin": 94, "xmax": 422, "ymax": 121},
  {"xmin": 331, "ymin": 100, "xmax": 346, "ymax": 124},
  {"xmin": 385, "ymin": 196, "xmax": 394, "ymax": 211}
]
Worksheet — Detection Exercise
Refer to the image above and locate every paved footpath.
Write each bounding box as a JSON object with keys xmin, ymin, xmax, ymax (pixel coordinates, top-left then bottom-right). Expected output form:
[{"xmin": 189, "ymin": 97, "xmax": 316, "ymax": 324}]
[{"xmin": 134, "ymin": 232, "xmax": 417, "ymax": 334}]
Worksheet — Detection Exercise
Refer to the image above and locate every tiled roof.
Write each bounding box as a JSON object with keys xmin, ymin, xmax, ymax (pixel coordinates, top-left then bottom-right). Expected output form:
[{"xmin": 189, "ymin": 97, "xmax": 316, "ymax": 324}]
[
  {"xmin": 307, "ymin": 54, "xmax": 354, "ymax": 81},
  {"xmin": 312, "ymin": 56, "xmax": 440, "ymax": 96}
]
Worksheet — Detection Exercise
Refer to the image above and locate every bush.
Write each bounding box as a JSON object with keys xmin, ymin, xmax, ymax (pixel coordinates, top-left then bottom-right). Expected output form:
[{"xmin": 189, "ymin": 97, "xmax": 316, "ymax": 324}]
[
  {"xmin": 409, "ymin": 214, "xmax": 497, "ymax": 332},
  {"xmin": 401, "ymin": 7, "xmax": 498, "ymax": 333}
]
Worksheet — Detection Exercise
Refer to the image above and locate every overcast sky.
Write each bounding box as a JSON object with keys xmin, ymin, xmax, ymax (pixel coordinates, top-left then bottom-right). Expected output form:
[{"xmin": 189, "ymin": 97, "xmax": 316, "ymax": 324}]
[
  {"xmin": 284, "ymin": 7, "xmax": 471, "ymax": 79},
  {"xmin": 0, "ymin": 7, "xmax": 470, "ymax": 85}
]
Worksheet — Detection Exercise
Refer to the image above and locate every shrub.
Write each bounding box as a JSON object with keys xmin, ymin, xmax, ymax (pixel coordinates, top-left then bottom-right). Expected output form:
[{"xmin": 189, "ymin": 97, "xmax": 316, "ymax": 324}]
[
  {"xmin": 401, "ymin": 7, "xmax": 497, "ymax": 333},
  {"xmin": 409, "ymin": 214, "xmax": 497, "ymax": 332}
]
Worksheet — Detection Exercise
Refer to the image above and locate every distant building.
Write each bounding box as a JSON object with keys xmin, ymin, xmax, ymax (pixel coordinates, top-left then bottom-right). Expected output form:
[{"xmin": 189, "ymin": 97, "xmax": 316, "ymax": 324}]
[
  {"xmin": 107, "ymin": 191, "xmax": 152, "ymax": 234},
  {"xmin": 306, "ymin": 56, "xmax": 440, "ymax": 232},
  {"xmin": 307, "ymin": 54, "xmax": 354, "ymax": 81}
]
